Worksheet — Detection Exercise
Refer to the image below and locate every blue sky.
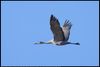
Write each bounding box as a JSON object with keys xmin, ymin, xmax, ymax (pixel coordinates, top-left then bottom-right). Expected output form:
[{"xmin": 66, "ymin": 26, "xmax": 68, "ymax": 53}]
[{"xmin": 1, "ymin": 1, "xmax": 99, "ymax": 66}]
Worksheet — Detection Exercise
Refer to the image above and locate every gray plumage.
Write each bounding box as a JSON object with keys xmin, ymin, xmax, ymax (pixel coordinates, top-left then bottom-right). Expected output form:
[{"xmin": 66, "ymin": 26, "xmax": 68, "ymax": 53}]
[{"xmin": 34, "ymin": 15, "xmax": 80, "ymax": 46}]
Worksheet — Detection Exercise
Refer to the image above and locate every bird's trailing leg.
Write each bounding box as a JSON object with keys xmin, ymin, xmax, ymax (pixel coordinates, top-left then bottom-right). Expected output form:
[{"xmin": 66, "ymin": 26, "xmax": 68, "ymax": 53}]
[
  {"xmin": 61, "ymin": 42, "xmax": 80, "ymax": 45},
  {"xmin": 65, "ymin": 42, "xmax": 80, "ymax": 45}
]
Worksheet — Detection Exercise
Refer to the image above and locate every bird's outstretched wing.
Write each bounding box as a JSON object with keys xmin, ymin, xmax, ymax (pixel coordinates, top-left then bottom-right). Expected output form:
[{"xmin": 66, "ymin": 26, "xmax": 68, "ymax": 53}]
[
  {"xmin": 50, "ymin": 15, "xmax": 65, "ymax": 42},
  {"xmin": 63, "ymin": 20, "xmax": 72, "ymax": 30},
  {"xmin": 62, "ymin": 20, "xmax": 72, "ymax": 41}
]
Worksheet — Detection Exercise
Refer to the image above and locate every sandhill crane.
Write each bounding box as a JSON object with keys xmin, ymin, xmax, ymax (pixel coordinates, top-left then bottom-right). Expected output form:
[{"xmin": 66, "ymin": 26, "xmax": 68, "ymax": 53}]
[{"xmin": 33, "ymin": 15, "xmax": 80, "ymax": 46}]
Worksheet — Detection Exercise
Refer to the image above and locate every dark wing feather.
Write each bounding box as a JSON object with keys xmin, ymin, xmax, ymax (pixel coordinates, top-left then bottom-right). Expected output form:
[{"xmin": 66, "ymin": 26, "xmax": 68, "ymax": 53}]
[
  {"xmin": 63, "ymin": 19, "xmax": 72, "ymax": 29},
  {"xmin": 50, "ymin": 15, "xmax": 65, "ymax": 42}
]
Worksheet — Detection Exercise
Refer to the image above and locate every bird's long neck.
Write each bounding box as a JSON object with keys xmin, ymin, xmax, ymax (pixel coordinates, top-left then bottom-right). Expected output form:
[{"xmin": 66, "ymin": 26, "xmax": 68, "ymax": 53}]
[
  {"xmin": 40, "ymin": 41, "xmax": 52, "ymax": 44},
  {"xmin": 34, "ymin": 41, "xmax": 52, "ymax": 44}
]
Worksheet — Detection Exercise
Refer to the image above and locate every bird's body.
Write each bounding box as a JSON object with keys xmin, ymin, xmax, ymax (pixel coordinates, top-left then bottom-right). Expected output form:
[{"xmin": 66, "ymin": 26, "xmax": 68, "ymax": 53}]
[
  {"xmin": 48, "ymin": 39, "xmax": 63, "ymax": 45},
  {"xmin": 34, "ymin": 15, "xmax": 80, "ymax": 46}
]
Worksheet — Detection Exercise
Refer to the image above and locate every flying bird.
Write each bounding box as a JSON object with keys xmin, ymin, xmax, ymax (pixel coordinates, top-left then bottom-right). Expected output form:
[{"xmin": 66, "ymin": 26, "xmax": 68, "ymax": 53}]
[{"xmin": 34, "ymin": 15, "xmax": 80, "ymax": 46}]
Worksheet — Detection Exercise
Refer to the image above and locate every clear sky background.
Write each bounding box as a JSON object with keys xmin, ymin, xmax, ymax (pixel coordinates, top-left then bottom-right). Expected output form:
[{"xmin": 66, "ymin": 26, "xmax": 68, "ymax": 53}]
[{"xmin": 1, "ymin": 1, "xmax": 99, "ymax": 66}]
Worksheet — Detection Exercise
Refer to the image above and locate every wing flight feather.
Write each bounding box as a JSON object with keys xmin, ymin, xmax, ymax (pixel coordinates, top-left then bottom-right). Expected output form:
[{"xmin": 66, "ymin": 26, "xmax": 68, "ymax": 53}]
[{"xmin": 50, "ymin": 15, "xmax": 65, "ymax": 42}]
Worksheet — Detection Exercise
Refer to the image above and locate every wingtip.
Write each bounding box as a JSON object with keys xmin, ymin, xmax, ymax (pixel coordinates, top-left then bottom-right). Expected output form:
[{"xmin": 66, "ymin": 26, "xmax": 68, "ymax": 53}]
[
  {"xmin": 63, "ymin": 19, "xmax": 72, "ymax": 29},
  {"xmin": 50, "ymin": 14, "xmax": 57, "ymax": 22},
  {"xmin": 50, "ymin": 14, "xmax": 54, "ymax": 19},
  {"xmin": 51, "ymin": 14, "xmax": 53, "ymax": 17}
]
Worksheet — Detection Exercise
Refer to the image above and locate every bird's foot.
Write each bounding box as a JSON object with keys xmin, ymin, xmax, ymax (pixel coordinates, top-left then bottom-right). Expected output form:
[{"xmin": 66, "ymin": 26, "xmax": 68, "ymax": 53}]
[{"xmin": 75, "ymin": 42, "xmax": 80, "ymax": 45}]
